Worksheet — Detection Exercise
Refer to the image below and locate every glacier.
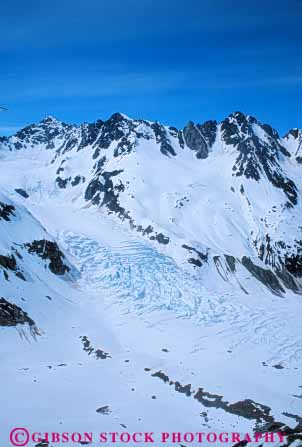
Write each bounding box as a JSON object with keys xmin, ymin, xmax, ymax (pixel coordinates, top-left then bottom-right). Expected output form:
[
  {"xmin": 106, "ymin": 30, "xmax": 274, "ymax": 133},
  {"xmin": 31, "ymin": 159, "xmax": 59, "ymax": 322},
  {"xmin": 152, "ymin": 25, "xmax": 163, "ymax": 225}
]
[{"xmin": 0, "ymin": 111, "xmax": 301, "ymax": 446}]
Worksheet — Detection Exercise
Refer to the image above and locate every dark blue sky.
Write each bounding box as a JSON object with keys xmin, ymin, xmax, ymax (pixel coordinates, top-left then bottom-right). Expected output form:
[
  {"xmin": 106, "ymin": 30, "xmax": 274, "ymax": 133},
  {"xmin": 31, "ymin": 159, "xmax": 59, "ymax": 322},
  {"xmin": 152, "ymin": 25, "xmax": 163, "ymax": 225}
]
[{"xmin": 0, "ymin": 0, "xmax": 301, "ymax": 135}]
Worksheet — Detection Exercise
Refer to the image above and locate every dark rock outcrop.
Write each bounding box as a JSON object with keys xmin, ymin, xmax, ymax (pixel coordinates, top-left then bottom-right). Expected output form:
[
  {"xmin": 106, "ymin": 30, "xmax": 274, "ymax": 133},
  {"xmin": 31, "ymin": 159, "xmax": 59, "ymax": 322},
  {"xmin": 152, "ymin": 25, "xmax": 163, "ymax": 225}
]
[
  {"xmin": 241, "ymin": 256, "xmax": 285, "ymax": 296},
  {"xmin": 14, "ymin": 188, "xmax": 29, "ymax": 198},
  {"xmin": 0, "ymin": 253, "xmax": 26, "ymax": 281},
  {"xmin": 183, "ymin": 121, "xmax": 208, "ymax": 159},
  {"xmin": 182, "ymin": 244, "xmax": 208, "ymax": 267},
  {"xmin": 0, "ymin": 201, "xmax": 15, "ymax": 221},
  {"xmin": 221, "ymin": 112, "xmax": 297, "ymax": 206},
  {"xmin": 0, "ymin": 297, "xmax": 35, "ymax": 328},
  {"xmin": 26, "ymin": 240, "xmax": 70, "ymax": 275},
  {"xmin": 151, "ymin": 122, "xmax": 176, "ymax": 157}
]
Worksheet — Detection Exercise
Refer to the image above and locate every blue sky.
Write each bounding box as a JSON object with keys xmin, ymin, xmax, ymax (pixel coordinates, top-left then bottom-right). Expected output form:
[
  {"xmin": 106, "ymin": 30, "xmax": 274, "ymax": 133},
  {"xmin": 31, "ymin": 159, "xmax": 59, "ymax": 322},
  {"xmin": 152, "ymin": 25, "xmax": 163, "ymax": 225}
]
[{"xmin": 0, "ymin": 0, "xmax": 301, "ymax": 135}]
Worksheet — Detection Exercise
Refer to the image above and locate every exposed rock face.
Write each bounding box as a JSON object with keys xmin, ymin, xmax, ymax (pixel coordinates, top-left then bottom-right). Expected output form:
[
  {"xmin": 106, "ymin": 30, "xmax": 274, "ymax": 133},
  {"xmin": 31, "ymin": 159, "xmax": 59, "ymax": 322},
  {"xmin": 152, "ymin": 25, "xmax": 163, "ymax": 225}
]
[
  {"xmin": 151, "ymin": 122, "xmax": 176, "ymax": 157},
  {"xmin": 241, "ymin": 256, "xmax": 285, "ymax": 296},
  {"xmin": 148, "ymin": 366, "xmax": 302, "ymax": 441},
  {"xmin": 14, "ymin": 188, "xmax": 29, "ymax": 198},
  {"xmin": 0, "ymin": 191, "xmax": 76, "ymax": 346},
  {"xmin": 221, "ymin": 112, "xmax": 297, "ymax": 206},
  {"xmin": 0, "ymin": 252, "xmax": 26, "ymax": 281},
  {"xmin": 0, "ymin": 201, "xmax": 15, "ymax": 221},
  {"xmin": 256, "ymin": 236, "xmax": 302, "ymax": 277},
  {"xmin": 26, "ymin": 240, "xmax": 70, "ymax": 275},
  {"xmin": 182, "ymin": 119, "xmax": 218, "ymax": 160},
  {"xmin": 283, "ymin": 128, "xmax": 302, "ymax": 160},
  {"xmin": 0, "ymin": 297, "xmax": 35, "ymax": 327},
  {"xmin": 80, "ymin": 335, "xmax": 111, "ymax": 360},
  {"xmin": 1, "ymin": 116, "xmax": 73, "ymax": 151},
  {"xmin": 182, "ymin": 244, "xmax": 208, "ymax": 267}
]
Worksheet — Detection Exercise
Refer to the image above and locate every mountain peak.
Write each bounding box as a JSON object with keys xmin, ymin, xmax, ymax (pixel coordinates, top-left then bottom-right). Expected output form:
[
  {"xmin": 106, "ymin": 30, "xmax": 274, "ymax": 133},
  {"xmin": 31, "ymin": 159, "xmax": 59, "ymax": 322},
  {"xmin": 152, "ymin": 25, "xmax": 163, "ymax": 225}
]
[
  {"xmin": 225, "ymin": 111, "xmax": 258, "ymax": 125},
  {"xmin": 40, "ymin": 115, "xmax": 61, "ymax": 124},
  {"xmin": 108, "ymin": 112, "xmax": 131, "ymax": 123},
  {"xmin": 229, "ymin": 110, "xmax": 248, "ymax": 120},
  {"xmin": 284, "ymin": 128, "xmax": 302, "ymax": 140},
  {"xmin": 221, "ymin": 111, "xmax": 282, "ymax": 142}
]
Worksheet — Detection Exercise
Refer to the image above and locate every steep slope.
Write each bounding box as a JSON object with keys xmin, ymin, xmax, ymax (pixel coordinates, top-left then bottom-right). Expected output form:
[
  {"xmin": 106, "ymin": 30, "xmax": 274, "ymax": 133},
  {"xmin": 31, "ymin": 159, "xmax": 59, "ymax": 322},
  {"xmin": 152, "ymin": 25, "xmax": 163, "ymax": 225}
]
[
  {"xmin": 1, "ymin": 111, "xmax": 302, "ymax": 297},
  {"xmin": 0, "ymin": 191, "xmax": 77, "ymax": 338},
  {"xmin": 283, "ymin": 128, "xmax": 302, "ymax": 163}
]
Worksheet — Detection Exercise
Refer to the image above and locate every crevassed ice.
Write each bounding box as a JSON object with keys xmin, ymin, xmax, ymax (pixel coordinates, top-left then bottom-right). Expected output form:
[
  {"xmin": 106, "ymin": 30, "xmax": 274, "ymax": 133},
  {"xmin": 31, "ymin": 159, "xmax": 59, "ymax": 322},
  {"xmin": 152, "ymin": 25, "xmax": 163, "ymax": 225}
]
[{"xmin": 61, "ymin": 231, "xmax": 239, "ymax": 323}]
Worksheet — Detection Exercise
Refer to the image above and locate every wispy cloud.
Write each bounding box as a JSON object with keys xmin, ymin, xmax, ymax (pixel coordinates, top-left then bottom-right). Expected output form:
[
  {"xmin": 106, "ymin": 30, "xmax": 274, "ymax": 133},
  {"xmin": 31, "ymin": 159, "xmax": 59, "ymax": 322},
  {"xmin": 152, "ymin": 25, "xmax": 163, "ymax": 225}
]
[{"xmin": 1, "ymin": 69, "xmax": 302, "ymax": 105}]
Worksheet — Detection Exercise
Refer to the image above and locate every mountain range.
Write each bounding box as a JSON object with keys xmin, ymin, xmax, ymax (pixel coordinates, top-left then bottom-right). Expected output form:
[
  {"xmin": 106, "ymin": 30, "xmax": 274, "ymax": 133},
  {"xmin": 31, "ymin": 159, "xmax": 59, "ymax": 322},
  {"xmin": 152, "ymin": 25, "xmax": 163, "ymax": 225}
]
[
  {"xmin": 1, "ymin": 111, "xmax": 302, "ymax": 295},
  {"xmin": 0, "ymin": 111, "xmax": 301, "ymax": 446}
]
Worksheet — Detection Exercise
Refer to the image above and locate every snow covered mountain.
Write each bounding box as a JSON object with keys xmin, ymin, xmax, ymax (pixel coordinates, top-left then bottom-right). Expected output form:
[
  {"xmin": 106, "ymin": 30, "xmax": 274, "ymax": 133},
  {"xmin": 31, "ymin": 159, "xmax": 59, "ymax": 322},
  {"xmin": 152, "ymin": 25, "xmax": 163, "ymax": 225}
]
[
  {"xmin": 0, "ymin": 112, "xmax": 301, "ymax": 446},
  {"xmin": 1, "ymin": 111, "xmax": 302, "ymax": 296},
  {"xmin": 0, "ymin": 191, "xmax": 75, "ymax": 331}
]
